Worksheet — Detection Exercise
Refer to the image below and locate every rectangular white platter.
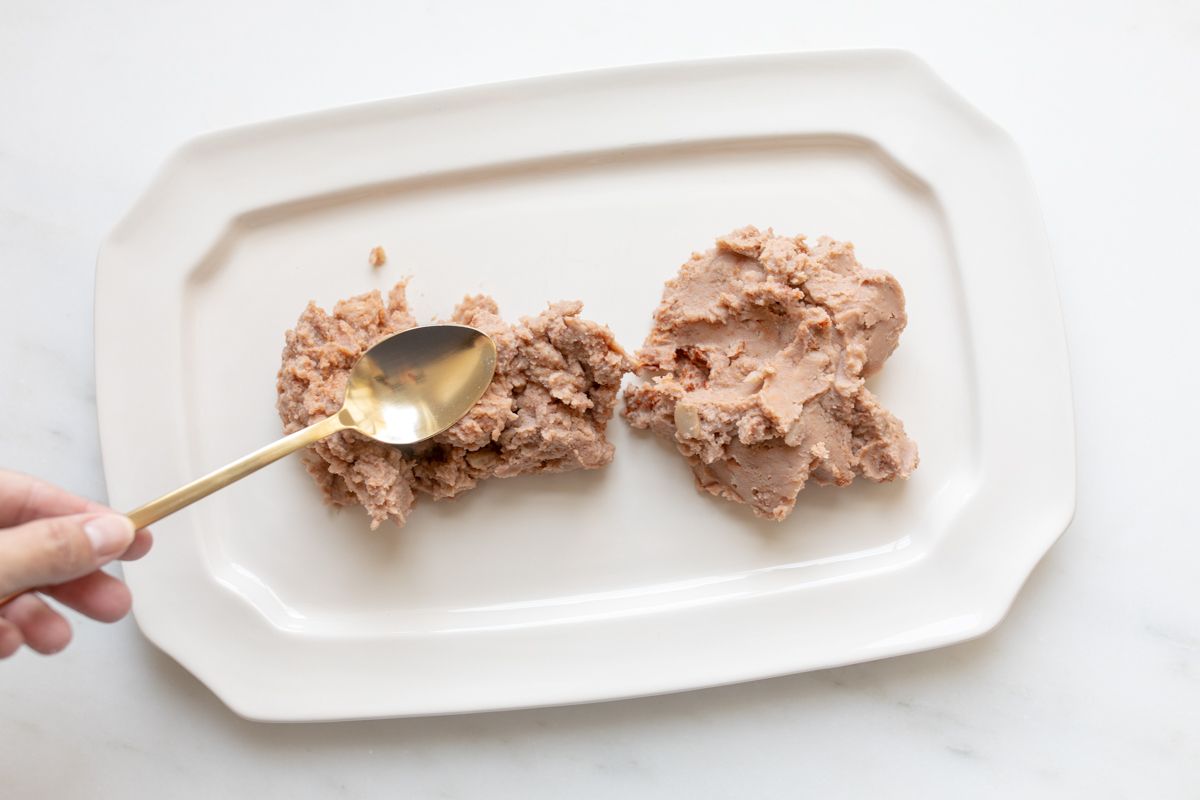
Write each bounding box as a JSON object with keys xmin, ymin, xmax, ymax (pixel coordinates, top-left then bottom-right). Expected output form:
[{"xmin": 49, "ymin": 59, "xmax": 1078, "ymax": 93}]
[{"xmin": 96, "ymin": 50, "xmax": 1075, "ymax": 721}]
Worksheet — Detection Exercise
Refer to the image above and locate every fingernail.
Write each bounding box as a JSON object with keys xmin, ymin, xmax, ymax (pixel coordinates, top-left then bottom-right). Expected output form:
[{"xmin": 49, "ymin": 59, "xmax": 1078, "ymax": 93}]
[{"xmin": 84, "ymin": 515, "xmax": 136, "ymax": 560}]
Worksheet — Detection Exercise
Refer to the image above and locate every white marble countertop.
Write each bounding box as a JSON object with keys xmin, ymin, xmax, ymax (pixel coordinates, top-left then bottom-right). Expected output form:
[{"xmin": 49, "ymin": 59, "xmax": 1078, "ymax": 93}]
[{"xmin": 1, "ymin": 2, "xmax": 1197, "ymax": 797}]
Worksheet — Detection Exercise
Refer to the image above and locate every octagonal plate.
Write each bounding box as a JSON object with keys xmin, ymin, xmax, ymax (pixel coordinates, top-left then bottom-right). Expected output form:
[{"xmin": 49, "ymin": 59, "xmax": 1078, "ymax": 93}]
[{"xmin": 96, "ymin": 50, "xmax": 1074, "ymax": 721}]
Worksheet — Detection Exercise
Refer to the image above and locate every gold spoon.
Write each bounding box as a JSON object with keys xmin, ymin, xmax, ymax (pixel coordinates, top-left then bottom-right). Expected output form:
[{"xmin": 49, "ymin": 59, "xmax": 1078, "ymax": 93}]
[
  {"xmin": 0, "ymin": 325, "xmax": 497, "ymax": 607},
  {"xmin": 127, "ymin": 324, "xmax": 497, "ymax": 529}
]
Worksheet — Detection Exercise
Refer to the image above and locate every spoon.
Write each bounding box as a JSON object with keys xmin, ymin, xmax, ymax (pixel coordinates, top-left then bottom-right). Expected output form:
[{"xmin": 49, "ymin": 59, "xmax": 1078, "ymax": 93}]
[
  {"xmin": 2, "ymin": 324, "xmax": 497, "ymax": 610},
  {"xmin": 124, "ymin": 324, "xmax": 498, "ymax": 530}
]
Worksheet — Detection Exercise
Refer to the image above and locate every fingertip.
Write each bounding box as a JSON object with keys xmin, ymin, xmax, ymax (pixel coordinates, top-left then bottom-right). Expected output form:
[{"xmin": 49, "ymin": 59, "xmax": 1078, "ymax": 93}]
[
  {"xmin": 3, "ymin": 594, "xmax": 72, "ymax": 655},
  {"xmin": 95, "ymin": 580, "xmax": 132, "ymax": 623},
  {"xmin": 34, "ymin": 618, "xmax": 72, "ymax": 655},
  {"xmin": 120, "ymin": 529, "xmax": 153, "ymax": 561},
  {"xmin": 43, "ymin": 571, "xmax": 132, "ymax": 623},
  {"xmin": 83, "ymin": 514, "xmax": 136, "ymax": 564},
  {"xmin": 0, "ymin": 620, "xmax": 23, "ymax": 658}
]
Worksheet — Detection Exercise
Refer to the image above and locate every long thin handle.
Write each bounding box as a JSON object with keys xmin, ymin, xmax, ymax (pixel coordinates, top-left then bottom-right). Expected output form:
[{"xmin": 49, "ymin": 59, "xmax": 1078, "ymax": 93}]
[{"xmin": 126, "ymin": 411, "xmax": 349, "ymax": 530}]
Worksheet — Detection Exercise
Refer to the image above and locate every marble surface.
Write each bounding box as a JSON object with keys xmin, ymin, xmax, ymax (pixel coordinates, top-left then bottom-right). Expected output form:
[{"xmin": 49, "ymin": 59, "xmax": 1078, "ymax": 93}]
[{"xmin": 1, "ymin": 1, "xmax": 1197, "ymax": 797}]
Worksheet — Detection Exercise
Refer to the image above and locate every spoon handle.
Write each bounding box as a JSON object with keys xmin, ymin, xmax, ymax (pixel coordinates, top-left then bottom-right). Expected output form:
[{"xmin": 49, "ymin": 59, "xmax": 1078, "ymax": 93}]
[{"xmin": 126, "ymin": 412, "xmax": 349, "ymax": 530}]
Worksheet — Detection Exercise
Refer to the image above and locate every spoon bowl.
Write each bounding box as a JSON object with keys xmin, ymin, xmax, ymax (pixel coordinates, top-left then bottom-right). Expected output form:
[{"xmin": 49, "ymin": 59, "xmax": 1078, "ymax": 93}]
[{"xmin": 344, "ymin": 324, "xmax": 498, "ymax": 444}]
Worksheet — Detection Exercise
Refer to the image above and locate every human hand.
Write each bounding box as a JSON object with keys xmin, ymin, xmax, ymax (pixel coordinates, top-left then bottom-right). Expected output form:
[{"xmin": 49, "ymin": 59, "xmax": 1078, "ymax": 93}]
[{"xmin": 0, "ymin": 470, "xmax": 152, "ymax": 657}]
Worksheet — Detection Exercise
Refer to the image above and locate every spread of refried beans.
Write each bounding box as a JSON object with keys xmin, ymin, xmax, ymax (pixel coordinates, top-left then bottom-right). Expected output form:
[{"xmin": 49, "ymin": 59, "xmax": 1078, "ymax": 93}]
[
  {"xmin": 623, "ymin": 226, "xmax": 918, "ymax": 521},
  {"xmin": 276, "ymin": 281, "xmax": 630, "ymax": 529},
  {"xmin": 277, "ymin": 225, "xmax": 917, "ymax": 529}
]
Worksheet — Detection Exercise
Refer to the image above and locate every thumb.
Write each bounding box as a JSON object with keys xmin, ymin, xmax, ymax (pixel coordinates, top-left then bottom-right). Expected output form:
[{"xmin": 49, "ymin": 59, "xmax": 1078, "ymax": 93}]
[{"xmin": 0, "ymin": 513, "xmax": 135, "ymax": 596}]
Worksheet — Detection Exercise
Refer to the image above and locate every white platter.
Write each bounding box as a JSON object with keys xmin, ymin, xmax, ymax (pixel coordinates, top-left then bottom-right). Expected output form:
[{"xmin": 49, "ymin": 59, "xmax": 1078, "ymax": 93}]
[{"xmin": 96, "ymin": 50, "xmax": 1075, "ymax": 721}]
